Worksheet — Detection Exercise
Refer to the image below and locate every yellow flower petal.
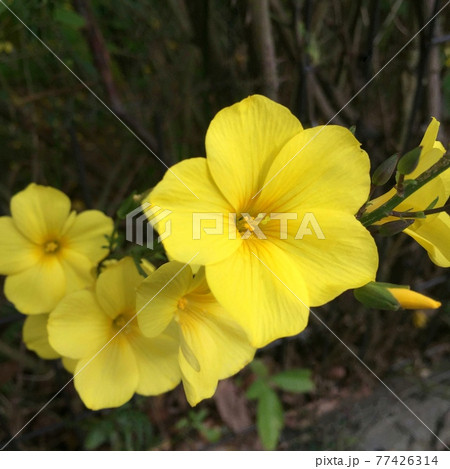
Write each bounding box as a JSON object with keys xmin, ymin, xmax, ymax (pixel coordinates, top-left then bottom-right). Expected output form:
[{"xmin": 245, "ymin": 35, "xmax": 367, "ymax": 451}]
[
  {"xmin": 178, "ymin": 301, "xmax": 255, "ymax": 406},
  {"xmin": 387, "ymin": 288, "xmax": 441, "ymax": 309},
  {"xmin": 95, "ymin": 257, "xmax": 143, "ymax": 319},
  {"xmin": 60, "ymin": 248, "xmax": 96, "ymax": 294},
  {"xmin": 4, "ymin": 256, "xmax": 66, "ymax": 314},
  {"xmin": 265, "ymin": 209, "xmax": 379, "ymax": 306},
  {"xmin": 149, "ymin": 158, "xmax": 241, "ymax": 264},
  {"xmin": 404, "ymin": 212, "xmax": 450, "ymax": 267},
  {"xmin": 256, "ymin": 126, "xmax": 370, "ymax": 215},
  {"xmin": 129, "ymin": 333, "xmax": 181, "ymax": 396},
  {"xmin": 48, "ymin": 289, "xmax": 113, "ymax": 358},
  {"xmin": 63, "ymin": 210, "xmax": 113, "ymax": 264},
  {"xmin": 136, "ymin": 261, "xmax": 193, "ymax": 337},
  {"xmin": 0, "ymin": 217, "xmax": 39, "ymax": 275},
  {"xmin": 74, "ymin": 337, "xmax": 139, "ymax": 410},
  {"xmin": 62, "ymin": 357, "xmax": 78, "ymax": 374},
  {"xmin": 23, "ymin": 314, "xmax": 60, "ymax": 359},
  {"xmin": 206, "ymin": 94, "xmax": 302, "ymax": 211},
  {"xmin": 206, "ymin": 240, "xmax": 310, "ymax": 347},
  {"xmin": 10, "ymin": 184, "xmax": 71, "ymax": 243}
]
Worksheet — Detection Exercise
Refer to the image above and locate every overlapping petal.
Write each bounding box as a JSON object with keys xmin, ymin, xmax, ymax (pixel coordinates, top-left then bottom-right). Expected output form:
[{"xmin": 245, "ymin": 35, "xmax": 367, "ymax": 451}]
[
  {"xmin": 206, "ymin": 94, "xmax": 302, "ymax": 211},
  {"xmin": 265, "ymin": 209, "xmax": 378, "ymax": 306},
  {"xmin": 4, "ymin": 255, "xmax": 66, "ymax": 314},
  {"xmin": 74, "ymin": 337, "xmax": 139, "ymax": 410},
  {"xmin": 95, "ymin": 257, "xmax": 143, "ymax": 319},
  {"xmin": 0, "ymin": 217, "xmax": 39, "ymax": 275},
  {"xmin": 10, "ymin": 184, "xmax": 71, "ymax": 243},
  {"xmin": 63, "ymin": 210, "xmax": 113, "ymax": 264},
  {"xmin": 255, "ymin": 126, "xmax": 370, "ymax": 215},
  {"xmin": 48, "ymin": 289, "xmax": 113, "ymax": 358},
  {"xmin": 136, "ymin": 261, "xmax": 192, "ymax": 337},
  {"xmin": 404, "ymin": 213, "xmax": 450, "ymax": 267},
  {"xmin": 129, "ymin": 333, "xmax": 181, "ymax": 395},
  {"xmin": 149, "ymin": 158, "xmax": 241, "ymax": 265},
  {"xmin": 178, "ymin": 303, "xmax": 255, "ymax": 406},
  {"xmin": 206, "ymin": 240, "xmax": 310, "ymax": 347},
  {"xmin": 23, "ymin": 314, "xmax": 60, "ymax": 359}
]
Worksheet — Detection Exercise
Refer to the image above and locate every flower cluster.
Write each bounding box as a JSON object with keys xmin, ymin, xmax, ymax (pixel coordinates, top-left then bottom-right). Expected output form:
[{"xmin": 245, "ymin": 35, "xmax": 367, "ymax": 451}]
[{"xmin": 0, "ymin": 95, "xmax": 446, "ymax": 411}]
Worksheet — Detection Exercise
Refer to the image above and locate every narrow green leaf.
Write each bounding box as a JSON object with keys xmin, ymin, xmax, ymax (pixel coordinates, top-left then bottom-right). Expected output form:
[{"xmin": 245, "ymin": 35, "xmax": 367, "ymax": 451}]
[
  {"xmin": 271, "ymin": 369, "xmax": 315, "ymax": 393},
  {"xmin": 257, "ymin": 388, "xmax": 284, "ymax": 450}
]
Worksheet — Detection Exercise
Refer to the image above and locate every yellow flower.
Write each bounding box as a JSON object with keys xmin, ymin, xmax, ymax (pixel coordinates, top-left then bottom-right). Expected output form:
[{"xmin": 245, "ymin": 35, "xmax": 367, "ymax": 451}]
[
  {"xmin": 370, "ymin": 118, "xmax": 450, "ymax": 267},
  {"xmin": 147, "ymin": 95, "xmax": 378, "ymax": 347},
  {"xmin": 387, "ymin": 288, "xmax": 441, "ymax": 310},
  {"xmin": 136, "ymin": 261, "xmax": 255, "ymax": 406},
  {"xmin": 0, "ymin": 183, "xmax": 114, "ymax": 314},
  {"xmin": 48, "ymin": 257, "xmax": 181, "ymax": 410}
]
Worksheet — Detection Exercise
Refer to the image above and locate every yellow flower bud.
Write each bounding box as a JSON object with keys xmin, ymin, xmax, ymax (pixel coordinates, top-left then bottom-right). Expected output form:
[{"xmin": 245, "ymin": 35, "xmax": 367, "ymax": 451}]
[{"xmin": 387, "ymin": 288, "xmax": 441, "ymax": 310}]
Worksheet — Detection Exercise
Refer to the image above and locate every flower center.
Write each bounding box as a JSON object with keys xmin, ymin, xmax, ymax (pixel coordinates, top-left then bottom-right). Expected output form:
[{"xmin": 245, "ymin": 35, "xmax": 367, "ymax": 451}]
[
  {"xmin": 236, "ymin": 213, "xmax": 270, "ymax": 238},
  {"xmin": 43, "ymin": 240, "xmax": 60, "ymax": 254},
  {"xmin": 112, "ymin": 313, "xmax": 136, "ymax": 334}
]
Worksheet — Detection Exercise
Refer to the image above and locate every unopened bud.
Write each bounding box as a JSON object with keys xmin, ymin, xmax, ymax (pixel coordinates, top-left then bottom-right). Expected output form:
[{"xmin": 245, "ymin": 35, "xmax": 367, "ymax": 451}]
[
  {"xmin": 354, "ymin": 282, "xmax": 400, "ymax": 310},
  {"xmin": 372, "ymin": 154, "xmax": 398, "ymax": 186},
  {"xmin": 378, "ymin": 219, "xmax": 415, "ymax": 236},
  {"xmin": 397, "ymin": 146, "xmax": 422, "ymax": 175}
]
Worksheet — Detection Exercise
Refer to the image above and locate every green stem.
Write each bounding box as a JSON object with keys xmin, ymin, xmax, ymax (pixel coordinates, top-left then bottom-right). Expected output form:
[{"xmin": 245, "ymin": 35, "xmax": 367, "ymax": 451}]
[
  {"xmin": 390, "ymin": 204, "xmax": 450, "ymax": 218},
  {"xmin": 360, "ymin": 154, "xmax": 450, "ymax": 227}
]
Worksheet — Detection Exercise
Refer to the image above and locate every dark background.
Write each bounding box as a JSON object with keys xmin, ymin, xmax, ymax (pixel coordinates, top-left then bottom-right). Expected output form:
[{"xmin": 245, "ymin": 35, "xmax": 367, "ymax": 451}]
[{"xmin": 0, "ymin": 0, "xmax": 449, "ymax": 450}]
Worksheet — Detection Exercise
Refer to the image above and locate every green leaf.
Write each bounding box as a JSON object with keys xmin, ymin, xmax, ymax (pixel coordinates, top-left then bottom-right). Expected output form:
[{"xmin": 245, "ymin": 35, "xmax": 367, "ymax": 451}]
[
  {"xmin": 425, "ymin": 196, "xmax": 439, "ymax": 211},
  {"xmin": 250, "ymin": 359, "xmax": 269, "ymax": 379},
  {"xmin": 257, "ymin": 388, "xmax": 284, "ymax": 450},
  {"xmin": 246, "ymin": 378, "xmax": 270, "ymax": 399},
  {"xmin": 271, "ymin": 369, "xmax": 315, "ymax": 393},
  {"xmin": 116, "ymin": 191, "xmax": 139, "ymax": 219},
  {"xmin": 53, "ymin": 7, "xmax": 86, "ymax": 29}
]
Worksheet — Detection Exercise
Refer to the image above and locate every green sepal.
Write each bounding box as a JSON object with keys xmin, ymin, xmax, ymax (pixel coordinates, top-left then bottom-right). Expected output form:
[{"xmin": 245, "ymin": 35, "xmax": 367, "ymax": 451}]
[{"xmin": 354, "ymin": 281, "xmax": 400, "ymax": 310}]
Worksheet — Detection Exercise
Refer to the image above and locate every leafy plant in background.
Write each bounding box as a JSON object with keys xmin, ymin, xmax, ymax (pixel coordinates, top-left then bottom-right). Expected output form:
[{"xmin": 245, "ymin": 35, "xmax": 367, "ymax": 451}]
[
  {"xmin": 175, "ymin": 408, "xmax": 222, "ymax": 445},
  {"xmin": 83, "ymin": 404, "xmax": 154, "ymax": 451},
  {"xmin": 246, "ymin": 360, "xmax": 315, "ymax": 450}
]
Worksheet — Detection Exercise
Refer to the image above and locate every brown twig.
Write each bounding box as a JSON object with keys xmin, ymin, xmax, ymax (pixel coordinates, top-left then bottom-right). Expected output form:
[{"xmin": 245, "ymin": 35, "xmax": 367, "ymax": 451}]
[
  {"xmin": 72, "ymin": 0, "xmax": 171, "ymax": 166},
  {"xmin": 248, "ymin": 0, "xmax": 279, "ymax": 100}
]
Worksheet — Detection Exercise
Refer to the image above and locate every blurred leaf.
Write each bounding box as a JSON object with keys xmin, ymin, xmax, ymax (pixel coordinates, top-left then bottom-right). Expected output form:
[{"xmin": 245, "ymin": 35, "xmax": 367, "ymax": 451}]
[
  {"xmin": 84, "ymin": 420, "xmax": 114, "ymax": 450},
  {"xmin": 246, "ymin": 378, "xmax": 270, "ymax": 399},
  {"xmin": 271, "ymin": 369, "xmax": 314, "ymax": 393},
  {"xmin": 117, "ymin": 191, "xmax": 139, "ymax": 219},
  {"xmin": 249, "ymin": 359, "xmax": 269, "ymax": 379},
  {"xmin": 53, "ymin": 7, "xmax": 86, "ymax": 29},
  {"xmin": 256, "ymin": 387, "xmax": 283, "ymax": 450}
]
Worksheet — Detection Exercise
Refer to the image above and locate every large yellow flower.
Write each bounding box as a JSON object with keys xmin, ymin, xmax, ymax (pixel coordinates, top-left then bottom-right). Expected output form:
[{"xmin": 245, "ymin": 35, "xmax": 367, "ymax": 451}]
[
  {"xmin": 369, "ymin": 118, "xmax": 450, "ymax": 267},
  {"xmin": 147, "ymin": 95, "xmax": 378, "ymax": 347},
  {"xmin": 48, "ymin": 257, "xmax": 181, "ymax": 410},
  {"xmin": 0, "ymin": 183, "xmax": 114, "ymax": 314},
  {"xmin": 136, "ymin": 261, "xmax": 255, "ymax": 406}
]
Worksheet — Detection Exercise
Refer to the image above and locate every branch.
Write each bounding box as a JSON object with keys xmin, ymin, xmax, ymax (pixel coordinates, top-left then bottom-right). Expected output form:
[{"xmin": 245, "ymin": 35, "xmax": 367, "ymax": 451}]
[
  {"xmin": 72, "ymin": 0, "xmax": 171, "ymax": 165},
  {"xmin": 248, "ymin": 0, "xmax": 279, "ymax": 100},
  {"xmin": 359, "ymin": 154, "xmax": 450, "ymax": 226}
]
